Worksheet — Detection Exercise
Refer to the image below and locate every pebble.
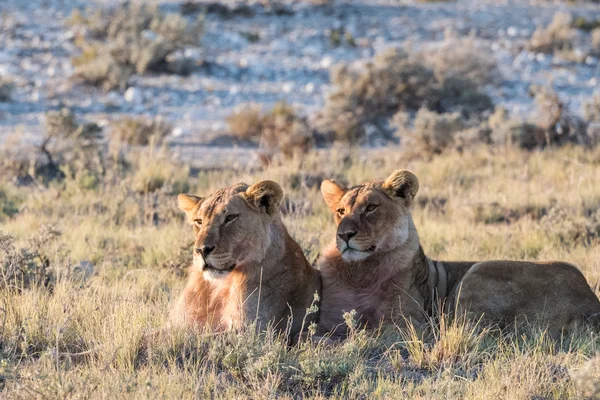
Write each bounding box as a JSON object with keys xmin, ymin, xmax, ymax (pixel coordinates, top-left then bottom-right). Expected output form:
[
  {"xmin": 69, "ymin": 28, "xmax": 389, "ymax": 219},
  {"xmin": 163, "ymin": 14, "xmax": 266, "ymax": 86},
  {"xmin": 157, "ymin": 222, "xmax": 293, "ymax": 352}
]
[{"xmin": 124, "ymin": 87, "xmax": 143, "ymax": 104}]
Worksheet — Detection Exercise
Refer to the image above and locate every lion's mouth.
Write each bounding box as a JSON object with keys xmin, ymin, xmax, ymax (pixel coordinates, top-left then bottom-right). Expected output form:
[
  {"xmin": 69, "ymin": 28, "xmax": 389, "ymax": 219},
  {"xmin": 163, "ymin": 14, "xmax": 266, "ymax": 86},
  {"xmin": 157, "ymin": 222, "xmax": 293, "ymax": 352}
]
[
  {"xmin": 203, "ymin": 263, "xmax": 236, "ymax": 274},
  {"xmin": 343, "ymin": 245, "xmax": 377, "ymax": 253}
]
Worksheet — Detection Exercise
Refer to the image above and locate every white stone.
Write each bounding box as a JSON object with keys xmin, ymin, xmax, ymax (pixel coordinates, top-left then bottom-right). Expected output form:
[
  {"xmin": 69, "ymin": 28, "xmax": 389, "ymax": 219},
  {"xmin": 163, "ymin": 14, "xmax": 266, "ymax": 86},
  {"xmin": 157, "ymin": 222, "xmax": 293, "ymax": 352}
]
[{"xmin": 124, "ymin": 87, "xmax": 143, "ymax": 104}]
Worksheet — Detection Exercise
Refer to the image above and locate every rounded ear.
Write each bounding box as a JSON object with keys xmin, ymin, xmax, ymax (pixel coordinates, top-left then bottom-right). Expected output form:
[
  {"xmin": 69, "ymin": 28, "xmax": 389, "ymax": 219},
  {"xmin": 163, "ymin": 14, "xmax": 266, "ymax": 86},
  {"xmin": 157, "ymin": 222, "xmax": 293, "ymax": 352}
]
[
  {"xmin": 321, "ymin": 179, "xmax": 347, "ymax": 212},
  {"xmin": 245, "ymin": 180, "xmax": 283, "ymax": 215},
  {"xmin": 382, "ymin": 170, "xmax": 419, "ymax": 206},
  {"xmin": 177, "ymin": 194, "xmax": 204, "ymax": 224}
]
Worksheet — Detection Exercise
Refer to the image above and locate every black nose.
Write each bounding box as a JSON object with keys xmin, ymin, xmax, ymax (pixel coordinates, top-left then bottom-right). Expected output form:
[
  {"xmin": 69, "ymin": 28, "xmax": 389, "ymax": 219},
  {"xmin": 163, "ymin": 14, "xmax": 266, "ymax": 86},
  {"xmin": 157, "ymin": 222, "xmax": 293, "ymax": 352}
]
[
  {"xmin": 338, "ymin": 231, "xmax": 357, "ymax": 243},
  {"xmin": 196, "ymin": 245, "xmax": 215, "ymax": 258}
]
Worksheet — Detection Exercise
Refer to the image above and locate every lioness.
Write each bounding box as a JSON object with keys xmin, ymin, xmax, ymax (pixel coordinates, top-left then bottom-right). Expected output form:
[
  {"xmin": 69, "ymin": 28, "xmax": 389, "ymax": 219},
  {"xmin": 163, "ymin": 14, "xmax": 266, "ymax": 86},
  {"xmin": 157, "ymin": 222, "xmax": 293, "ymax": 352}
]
[
  {"xmin": 171, "ymin": 181, "xmax": 321, "ymax": 336},
  {"xmin": 317, "ymin": 170, "xmax": 600, "ymax": 337}
]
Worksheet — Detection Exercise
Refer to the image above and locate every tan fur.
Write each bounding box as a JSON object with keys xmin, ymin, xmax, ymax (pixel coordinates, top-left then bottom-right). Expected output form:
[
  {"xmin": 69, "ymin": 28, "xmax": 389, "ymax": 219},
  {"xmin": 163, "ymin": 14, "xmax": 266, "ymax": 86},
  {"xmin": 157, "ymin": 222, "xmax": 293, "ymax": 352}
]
[
  {"xmin": 317, "ymin": 170, "xmax": 600, "ymax": 338},
  {"xmin": 171, "ymin": 181, "xmax": 321, "ymax": 336}
]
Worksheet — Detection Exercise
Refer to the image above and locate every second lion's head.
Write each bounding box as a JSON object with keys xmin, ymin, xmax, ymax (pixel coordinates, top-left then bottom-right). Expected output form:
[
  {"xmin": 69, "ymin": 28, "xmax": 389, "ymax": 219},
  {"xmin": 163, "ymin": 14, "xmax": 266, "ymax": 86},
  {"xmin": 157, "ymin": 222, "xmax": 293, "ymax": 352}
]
[{"xmin": 320, "ymin": 170, "xmax": 419, "ymax": 262}]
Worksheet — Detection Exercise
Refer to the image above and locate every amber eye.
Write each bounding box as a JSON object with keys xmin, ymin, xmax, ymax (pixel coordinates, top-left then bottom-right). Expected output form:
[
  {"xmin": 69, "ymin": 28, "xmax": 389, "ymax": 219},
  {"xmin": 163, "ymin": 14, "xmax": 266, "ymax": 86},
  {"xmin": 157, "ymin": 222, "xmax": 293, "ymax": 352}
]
[
  {"xmin": 336, "ymin": 208, "xmax": 345, "ymax": 216},
  {"xmin": 194, "ymin": 218, "xmax": 202, "ymax": 227},
  {"xmin": 366, "ymin": 204, "xmax": 378, "ymax": 213},
  {"xmin": 224, "ymin": 214, "xmax": 238, "ymax": 224}
]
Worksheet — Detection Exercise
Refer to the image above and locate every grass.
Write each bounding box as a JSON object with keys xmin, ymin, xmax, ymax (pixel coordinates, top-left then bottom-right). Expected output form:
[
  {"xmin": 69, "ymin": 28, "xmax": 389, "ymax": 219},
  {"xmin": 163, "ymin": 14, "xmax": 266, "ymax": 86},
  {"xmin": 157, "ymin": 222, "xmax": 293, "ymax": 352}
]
[{"xmin": 2, "ymin": 144, "xmax": 600, "ymax": 398}]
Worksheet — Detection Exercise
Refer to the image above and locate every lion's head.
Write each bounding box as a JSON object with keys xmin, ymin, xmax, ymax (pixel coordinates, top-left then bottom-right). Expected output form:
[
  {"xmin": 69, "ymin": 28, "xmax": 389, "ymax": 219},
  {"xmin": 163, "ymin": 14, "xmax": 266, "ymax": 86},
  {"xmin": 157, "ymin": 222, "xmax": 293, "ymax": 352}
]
[
  {"xmin": 320, "ymin": 170, "xmax": 419, "ymax": 262},
  {"xmin": 178, "ymin": 181, "xmax": 283, "ymax": 280}
]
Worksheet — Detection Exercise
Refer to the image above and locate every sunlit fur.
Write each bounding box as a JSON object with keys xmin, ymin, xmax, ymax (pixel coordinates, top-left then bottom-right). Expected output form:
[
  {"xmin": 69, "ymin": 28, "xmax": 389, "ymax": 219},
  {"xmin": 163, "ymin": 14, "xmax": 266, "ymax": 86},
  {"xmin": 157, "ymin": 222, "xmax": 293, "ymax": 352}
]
[
  {"xmin": 171, "ymin": 181, "xmax": 321, "ymax": 335},
  {"xmin": 317, "ymin": 170, "xmax": 600, "ymax": 339}
]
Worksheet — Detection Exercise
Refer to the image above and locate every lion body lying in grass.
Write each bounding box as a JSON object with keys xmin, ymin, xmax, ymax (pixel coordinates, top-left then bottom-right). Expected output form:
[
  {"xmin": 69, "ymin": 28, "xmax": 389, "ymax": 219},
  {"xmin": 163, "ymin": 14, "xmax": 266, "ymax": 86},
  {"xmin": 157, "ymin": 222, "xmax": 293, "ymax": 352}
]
[
  {"xmin": 172, "ymin": 181, "xmax": 321, "ymax": 336},
  {"xmin": 317, "ymin": 170, "xmax": 600, "ymax": 338}
]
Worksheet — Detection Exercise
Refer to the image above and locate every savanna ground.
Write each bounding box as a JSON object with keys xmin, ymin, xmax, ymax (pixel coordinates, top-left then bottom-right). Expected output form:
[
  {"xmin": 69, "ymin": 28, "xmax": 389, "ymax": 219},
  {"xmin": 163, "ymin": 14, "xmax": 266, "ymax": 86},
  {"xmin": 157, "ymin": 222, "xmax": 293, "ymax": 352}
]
[
  {"xmin": 2, "ymin": 143, "xmax": 600, "ymax": 398},
  {"xmin": 3, "ymin": 0, "xmax": 600, "ymax": 398}
]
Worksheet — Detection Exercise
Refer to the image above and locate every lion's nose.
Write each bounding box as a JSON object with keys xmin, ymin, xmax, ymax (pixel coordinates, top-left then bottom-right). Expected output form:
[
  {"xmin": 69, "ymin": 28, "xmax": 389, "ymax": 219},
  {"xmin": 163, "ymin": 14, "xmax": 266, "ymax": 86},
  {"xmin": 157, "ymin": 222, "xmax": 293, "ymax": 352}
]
[
  {"xmin": 338, "ymin": 231, "xmax": 357, "ymax": 243},
  {"xmin": 196, "ymin": 245, "xmax": 215, "ymax": 258}
]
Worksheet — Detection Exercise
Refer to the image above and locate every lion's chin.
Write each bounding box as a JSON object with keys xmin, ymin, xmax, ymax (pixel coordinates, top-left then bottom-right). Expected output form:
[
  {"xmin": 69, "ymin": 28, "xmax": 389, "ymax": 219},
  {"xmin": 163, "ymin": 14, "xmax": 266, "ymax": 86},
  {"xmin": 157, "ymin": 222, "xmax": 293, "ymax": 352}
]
[
  {"xmin": 340, "ymin": 246, "xmax": 375, "ymax": 262},
  {"xmin": 202, "ymin": 264, "xmax": 236, "ymax": 280}
]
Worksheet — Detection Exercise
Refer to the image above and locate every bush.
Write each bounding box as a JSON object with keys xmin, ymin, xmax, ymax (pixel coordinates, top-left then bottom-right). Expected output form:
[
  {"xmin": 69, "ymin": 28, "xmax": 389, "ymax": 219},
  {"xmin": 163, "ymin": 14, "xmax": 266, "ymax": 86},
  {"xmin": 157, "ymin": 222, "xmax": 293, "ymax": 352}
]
[
  {"xmin": 0, "ymin": 226, "xmax": 61, "ymax": 291},
  {"xmin": 529, "ymin": 12, "xmax": 576, "ymax": 55},
  {"xmin": 490, "ymin": 90, "xmax": 591, "ymax": 150},
  {"xmin": 395, "ymin": 108, "xmax": 466, "ymax": 156},
  {"xmin": 41, "ymin": 108, "xmax": 104, "ymax": 179},
  {"xmin": 532, "ymin": 88, "xmax": 588, "ymax": 146},
  {"xmin": 414, "ymin": 32, "xmax": 500, "ymax": 86},
  {"xmin": 226, "ymin": 103, "xmax": 263, "ymax": 141},
  {"xmin": 0, "ymin": 76, "xmax": 13, "ymax": 102},
  {"xmin": 110, "ymin": 116, "xmax": 173, "ymax": 146},
  {"xmin": 69, "ymin": 4, "xmax": 203, "ymax": 90},
  {"xmin": 316, "ymin": 48, "xmax": 493, "ymax": 145},
  {"xmin": 592, "ymin": 28, "xmax": 600, "ymax": 53},
  {"xmin": 226, "ymin": 102, "xmax": 314, "ymax": 162}
]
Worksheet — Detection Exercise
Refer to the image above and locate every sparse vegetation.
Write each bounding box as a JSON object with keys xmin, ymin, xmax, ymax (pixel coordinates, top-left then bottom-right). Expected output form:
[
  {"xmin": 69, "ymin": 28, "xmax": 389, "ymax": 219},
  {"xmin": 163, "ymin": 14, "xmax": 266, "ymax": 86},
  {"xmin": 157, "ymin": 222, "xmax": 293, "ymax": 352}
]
[
  {"xmin": 227, "ymin": 102, "xmax": 314, "ymax": 162},
  {"xmin": 2, "ymin": 139, "xmax": 600, "ymax": 397},
  {"xmin": 0, "ymin": 76, "xmax": 13, "ymax": 102},
  {"xmin": 530, "ymin": 12, "xmax": 576, "ymax": 55},
  {"xmin": 110, "ymin": 115, "xmax": 173, "ymax": 147},
  {"xmin": 69, "ymin": 4, "xmax": 203, "ymax": 90},
  {"xmin": 316, "ymin": 47, "xmax": 494, "ymax": 145}
]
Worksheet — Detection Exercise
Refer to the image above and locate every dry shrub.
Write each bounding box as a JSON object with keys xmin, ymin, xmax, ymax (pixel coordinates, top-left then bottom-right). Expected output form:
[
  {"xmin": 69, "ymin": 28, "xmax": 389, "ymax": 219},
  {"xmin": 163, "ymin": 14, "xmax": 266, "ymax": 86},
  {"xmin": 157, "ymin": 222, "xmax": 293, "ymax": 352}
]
[
  {"xmin": 69, "ymin": 4, "xmax": 203, "ymax": 90},
  {"xmin": 541, "ymin": 206, "xmax": 600, "ymax": 247},
  {"xmin": 226, "ymin": 103, "xmax": 263, "ymax": 140},
  {"xmin": 128, "ymin": 147, "xmax": 190, "ymax": 194},
  {"xmin": 415, "ymin": 32, "xmax": 500, "ymax": 86},
  {"xmin": 592, "ymin": 28, "xmax": 600, "ymax": 53},
  {"xmin": 571, "ymin": 355, "xmax": 600, "ymax": 398},
  {"xmin": 529, "ymin": 12, "xmax": 576, "ymax": 54},
  {"xmin": 39, "ymin": 108, "xmax": 104, "ymax": 181},
  {"xmin": 396, "ymin": 109, "xmax": 465, "ymax": 156},
  {"xmin": 0, "ymin": 75, "xmax": 13, "ymax": 101},
  {"xmin": 316, "ymin": 48, "xmax": 493, "ymax": 145},
  {"xmin": 572, "ymin": 16, "xmax": 600, "ymax": 32},
  {"xmin": 111, "ymin": 116, "xmax": 172, "ymax": 146},
  {"xmin": 0, "ymin": 226, "xmax": 61, "ymax": 291},
  {"xmin": 226, "ymin": 102, "xmax": 314, "ymax": 161},
  {"xmin": 584, "ymin": 93, "xmax": 600, "ymax": 123},
  {"xmin": 532, "ymin": 88, "xmax": 589, "ymax": 145},
  {"xmin": 585, "ymin": 94, "xmax": 600, "ymax": 146},
  {"xmin": 260, "ymin": 103, "xmax": 314, "ymax": 159},
  {"xmin": 491, "ymin": 90, "xmax": 590, "ymax": 150},
  {"xmin": 473, "ymin": 203, "xmax": 549, "ymax": 225}
]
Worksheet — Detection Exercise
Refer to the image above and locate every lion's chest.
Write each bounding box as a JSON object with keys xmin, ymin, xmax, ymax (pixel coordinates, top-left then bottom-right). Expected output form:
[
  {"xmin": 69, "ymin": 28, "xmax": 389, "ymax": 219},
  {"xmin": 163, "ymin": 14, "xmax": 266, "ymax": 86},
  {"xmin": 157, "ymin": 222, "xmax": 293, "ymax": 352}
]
[{"xmin": 350, "ymin": 276, "xmax": 423, "ymax": 325}]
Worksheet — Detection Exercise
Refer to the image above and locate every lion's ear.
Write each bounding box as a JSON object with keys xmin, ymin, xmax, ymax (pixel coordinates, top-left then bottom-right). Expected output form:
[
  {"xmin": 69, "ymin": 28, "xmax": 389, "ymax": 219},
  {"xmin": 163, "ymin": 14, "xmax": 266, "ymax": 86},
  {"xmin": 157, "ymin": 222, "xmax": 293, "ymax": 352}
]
[
  {"xmin": 321, "ymin": 179, "xmax": 347, "ymax": 212},
  {"xmin": 177, "ymin": 194, "xmax": 203, "ymax": 224},
  {"xmin": 245, "ymin": 180, "xmax": 283, "ymax": 215},
  {"xmin": 382, "ymin": 170, "xmax": 419, "ymax": 206}
]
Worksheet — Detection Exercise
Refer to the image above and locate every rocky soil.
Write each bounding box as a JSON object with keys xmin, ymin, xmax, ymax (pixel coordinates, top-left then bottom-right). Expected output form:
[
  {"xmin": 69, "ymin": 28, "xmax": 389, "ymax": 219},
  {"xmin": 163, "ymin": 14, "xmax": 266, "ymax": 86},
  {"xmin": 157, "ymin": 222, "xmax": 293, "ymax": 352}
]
[{"xmin": 1, "ymin": 0, "xmax": 600, "ymax": 167}]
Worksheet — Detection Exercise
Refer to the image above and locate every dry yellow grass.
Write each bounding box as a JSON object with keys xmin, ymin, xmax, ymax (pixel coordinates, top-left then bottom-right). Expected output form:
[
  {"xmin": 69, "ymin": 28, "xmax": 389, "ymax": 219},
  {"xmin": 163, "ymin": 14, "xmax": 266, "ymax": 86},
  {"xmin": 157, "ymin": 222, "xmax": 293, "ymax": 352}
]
[{"xmin": 1, "ymin": 145, "xmax": 600, "ymax": 398}]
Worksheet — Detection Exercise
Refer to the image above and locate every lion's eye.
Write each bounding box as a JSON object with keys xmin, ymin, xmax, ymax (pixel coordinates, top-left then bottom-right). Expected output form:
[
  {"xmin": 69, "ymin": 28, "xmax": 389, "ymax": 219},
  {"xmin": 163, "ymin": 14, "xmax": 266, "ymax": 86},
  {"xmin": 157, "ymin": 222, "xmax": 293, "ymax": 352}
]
[
  {"xmin": 224, "ymin": 214, "xmax": 238, "ymax": 224},
  {"xmin": 336, "ymin": 208, "xmax": 345, "ymax": 216},
  {"xmin": 366, "ymin": 204, "xmax": 378, "ymax": 213},
  {"xmin": 194, "ymin": 218, "xmax": 202, "ymax": 226}
]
